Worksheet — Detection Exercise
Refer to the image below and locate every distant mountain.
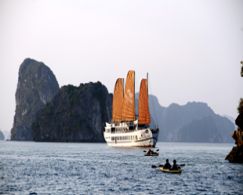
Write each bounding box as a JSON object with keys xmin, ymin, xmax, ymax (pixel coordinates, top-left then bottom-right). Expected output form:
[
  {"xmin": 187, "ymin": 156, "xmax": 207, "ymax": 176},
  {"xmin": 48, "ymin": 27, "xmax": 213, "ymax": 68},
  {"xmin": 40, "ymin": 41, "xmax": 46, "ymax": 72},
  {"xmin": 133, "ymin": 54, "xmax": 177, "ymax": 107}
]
[
  {"xmin": 2, "ymin": 130, "xmax": 10, "ymax": 140},
  {"xmin": 149, "ymin": 98, "xmax": 234, "ymax": 143},
  {"xmin": 11, "ymin": 58, "xmax": 59, "ymax": 140},
  {"xmin": 0, "ymin": 130, "xmax": 4, "ymax": 140},
  {"xmin": 176, "ymin": 115, "xmax": 233, "ymax": 142},
  {"xmin": 32, "ymin": 82, "xmax": 112, "ymax": 142},
  {"xmin": 223, "ymin": 115, "xmax": 236, "ymax": 125}
]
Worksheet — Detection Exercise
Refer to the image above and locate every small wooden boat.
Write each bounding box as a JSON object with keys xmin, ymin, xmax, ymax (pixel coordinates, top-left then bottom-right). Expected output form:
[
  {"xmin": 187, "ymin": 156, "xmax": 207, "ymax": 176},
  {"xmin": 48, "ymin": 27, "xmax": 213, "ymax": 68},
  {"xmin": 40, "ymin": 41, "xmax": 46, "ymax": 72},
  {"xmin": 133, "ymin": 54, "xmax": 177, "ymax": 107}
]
[
  {"xmin": 159, "ymin": 166, "xmax": 182, "ymax": 174},
  {"xmin": 144, "ymin": 152, "xmax": 159, "ymax": 156},
  {"xmin": 144, "ymin": 149, "xmax": 159, "ymax": 156}
]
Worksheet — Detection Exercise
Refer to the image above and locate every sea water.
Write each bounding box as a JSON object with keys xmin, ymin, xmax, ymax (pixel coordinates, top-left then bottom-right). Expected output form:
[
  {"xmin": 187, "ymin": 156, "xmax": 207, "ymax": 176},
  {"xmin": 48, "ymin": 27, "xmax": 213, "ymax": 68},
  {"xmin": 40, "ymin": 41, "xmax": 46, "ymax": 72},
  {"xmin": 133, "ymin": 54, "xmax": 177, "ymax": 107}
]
[{"xmin": 0, "ymin": 141, "xmax": 242, "ymax": 195}]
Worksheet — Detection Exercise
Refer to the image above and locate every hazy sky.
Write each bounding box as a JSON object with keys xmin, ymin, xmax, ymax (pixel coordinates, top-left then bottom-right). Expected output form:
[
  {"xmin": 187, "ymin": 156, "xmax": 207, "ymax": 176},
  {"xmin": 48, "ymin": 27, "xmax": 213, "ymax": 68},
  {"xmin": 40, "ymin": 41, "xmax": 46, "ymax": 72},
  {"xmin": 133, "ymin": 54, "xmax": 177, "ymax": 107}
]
[{"xmin": 0, "ymin": 0, "xmax": 243, "ymax": 137}]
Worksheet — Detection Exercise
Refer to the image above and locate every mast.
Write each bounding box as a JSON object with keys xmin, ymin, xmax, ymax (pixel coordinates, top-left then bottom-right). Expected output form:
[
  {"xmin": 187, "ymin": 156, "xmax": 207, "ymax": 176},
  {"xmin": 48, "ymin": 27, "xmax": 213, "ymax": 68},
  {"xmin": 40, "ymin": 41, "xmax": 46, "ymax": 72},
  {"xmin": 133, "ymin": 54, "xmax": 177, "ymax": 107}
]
[{"xmin": 147, "ymin": 72, "xmax": 148, "ymax": 99}]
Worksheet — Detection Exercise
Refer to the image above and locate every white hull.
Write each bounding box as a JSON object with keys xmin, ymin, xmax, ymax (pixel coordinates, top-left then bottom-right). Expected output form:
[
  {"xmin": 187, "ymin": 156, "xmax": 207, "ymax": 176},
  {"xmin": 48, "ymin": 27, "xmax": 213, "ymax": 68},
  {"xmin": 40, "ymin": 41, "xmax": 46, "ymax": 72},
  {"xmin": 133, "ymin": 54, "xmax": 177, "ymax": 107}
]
[{"xmin": 104, "ymin": 121, "xmax": 159, "ymax": 147}]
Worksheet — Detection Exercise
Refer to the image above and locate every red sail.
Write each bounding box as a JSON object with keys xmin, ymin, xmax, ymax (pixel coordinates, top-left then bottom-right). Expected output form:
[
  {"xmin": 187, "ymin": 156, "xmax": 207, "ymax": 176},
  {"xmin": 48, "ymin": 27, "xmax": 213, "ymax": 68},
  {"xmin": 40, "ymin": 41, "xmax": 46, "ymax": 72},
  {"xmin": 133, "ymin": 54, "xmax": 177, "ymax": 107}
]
[
  {"xmin": 122, "ymin": 70, "xmax": 135, "ymax": 121},
  {"xmin": 112, "ymin": 78, "xmax": 124, "ymax": 122},
  {"xmin": 138, "ymin": 79, "xmax": 150, "ymax": 125}
]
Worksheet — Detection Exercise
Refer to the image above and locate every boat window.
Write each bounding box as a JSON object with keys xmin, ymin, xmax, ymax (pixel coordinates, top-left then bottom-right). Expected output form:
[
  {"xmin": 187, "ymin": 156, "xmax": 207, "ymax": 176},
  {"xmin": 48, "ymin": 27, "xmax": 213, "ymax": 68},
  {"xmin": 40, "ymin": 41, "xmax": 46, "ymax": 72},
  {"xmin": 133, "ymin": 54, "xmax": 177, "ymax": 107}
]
[{"xmin": 111, "ymin": 127, "xmax": 115, "ymax": 132}]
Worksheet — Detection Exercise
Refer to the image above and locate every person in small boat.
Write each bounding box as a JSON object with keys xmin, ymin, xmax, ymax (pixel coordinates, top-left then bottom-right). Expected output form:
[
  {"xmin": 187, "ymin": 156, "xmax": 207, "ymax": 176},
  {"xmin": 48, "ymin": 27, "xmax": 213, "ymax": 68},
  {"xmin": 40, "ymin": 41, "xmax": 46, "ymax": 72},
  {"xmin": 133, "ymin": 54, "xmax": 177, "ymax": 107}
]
[
  {"xmin": 146, "ymin": 149, "xmax": 150, "ymax": 154},
  {"xmin": 147, "ymin": 149, "xmax": 154, "ymax": 155},
  {"xmin": 163, "ymin": 159, "xmax": 171, "ymax": 169},
  {"xmin": 171, "ymin": 159, "xmax": 179, "ymax": 170}
]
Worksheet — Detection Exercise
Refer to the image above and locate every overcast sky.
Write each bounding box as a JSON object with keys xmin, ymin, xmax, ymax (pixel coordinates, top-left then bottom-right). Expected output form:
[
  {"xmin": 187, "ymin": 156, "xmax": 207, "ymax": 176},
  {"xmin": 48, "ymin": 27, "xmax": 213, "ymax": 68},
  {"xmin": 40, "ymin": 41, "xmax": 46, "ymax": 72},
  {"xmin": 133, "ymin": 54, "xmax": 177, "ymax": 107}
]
[{"xmin": 0, "ymin": 0, "xmax": 243, "ymax": 137}]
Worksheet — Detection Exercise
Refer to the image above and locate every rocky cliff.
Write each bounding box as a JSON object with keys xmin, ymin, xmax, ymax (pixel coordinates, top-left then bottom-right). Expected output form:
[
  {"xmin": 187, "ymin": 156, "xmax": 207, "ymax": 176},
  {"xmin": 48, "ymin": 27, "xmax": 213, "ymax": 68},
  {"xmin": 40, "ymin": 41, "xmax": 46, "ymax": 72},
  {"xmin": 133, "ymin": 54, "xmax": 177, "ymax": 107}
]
[
  {"xmin": 226, "ymin": 98, "xmax": 243, "ymax": 163},
  {"xmin": 32, "ymin": 82, "xmax": 112, "ymax": 142},
  {"xmin": 0, "ymin": 130, "xmax": 4, "ymax": 140},
  {"xmin": 11, "ymin": 58, "xmax": 59, "ymax": 140}
]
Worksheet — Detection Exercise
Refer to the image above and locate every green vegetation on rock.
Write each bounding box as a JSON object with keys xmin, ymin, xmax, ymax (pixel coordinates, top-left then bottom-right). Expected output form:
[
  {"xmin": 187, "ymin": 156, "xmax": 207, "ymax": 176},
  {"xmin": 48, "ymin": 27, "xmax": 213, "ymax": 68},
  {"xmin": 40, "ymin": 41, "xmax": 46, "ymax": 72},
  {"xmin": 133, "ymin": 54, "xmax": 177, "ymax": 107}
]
[{"xmin": 32, "ymin": 82, "xmax": 112, "ymax": 142}]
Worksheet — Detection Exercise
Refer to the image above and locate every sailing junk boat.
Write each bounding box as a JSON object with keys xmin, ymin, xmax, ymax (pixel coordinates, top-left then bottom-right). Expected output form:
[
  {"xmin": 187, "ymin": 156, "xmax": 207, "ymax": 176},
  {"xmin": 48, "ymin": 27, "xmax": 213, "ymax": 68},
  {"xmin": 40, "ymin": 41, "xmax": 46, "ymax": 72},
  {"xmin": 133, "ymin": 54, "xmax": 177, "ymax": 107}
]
[{"xmin": 104, "ymin": 70, "xmax": 159, "ymax": 147}]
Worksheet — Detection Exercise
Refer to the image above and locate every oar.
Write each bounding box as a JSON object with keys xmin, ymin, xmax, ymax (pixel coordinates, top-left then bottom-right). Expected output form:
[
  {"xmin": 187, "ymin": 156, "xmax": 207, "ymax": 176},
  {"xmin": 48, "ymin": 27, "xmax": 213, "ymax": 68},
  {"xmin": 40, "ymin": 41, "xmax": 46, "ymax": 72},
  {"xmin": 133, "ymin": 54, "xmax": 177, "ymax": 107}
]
[{"xmin": 151, "ymin": 164, "xmax": 163, "ymax": 168}]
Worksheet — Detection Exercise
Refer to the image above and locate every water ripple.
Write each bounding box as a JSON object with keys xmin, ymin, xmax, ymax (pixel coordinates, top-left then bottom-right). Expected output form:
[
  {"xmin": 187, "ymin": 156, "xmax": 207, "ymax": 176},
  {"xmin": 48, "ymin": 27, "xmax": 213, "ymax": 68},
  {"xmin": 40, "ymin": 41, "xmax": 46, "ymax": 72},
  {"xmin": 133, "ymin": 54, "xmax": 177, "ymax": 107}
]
[{"xmin": 0, "ymin": 142, "xmax": 242, "ymax": 194}]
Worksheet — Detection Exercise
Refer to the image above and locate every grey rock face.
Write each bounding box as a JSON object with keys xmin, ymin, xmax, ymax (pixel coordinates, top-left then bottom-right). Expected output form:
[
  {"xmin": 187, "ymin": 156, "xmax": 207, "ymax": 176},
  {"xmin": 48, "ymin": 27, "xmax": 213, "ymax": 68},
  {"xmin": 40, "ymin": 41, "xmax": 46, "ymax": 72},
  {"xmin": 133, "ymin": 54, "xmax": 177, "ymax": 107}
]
[
  {"xmin": 0, "ymin": 130, "xmax": 4, "ymax": 140},
  {"xmin": 32, "ymin": 82, "xmax": 112, "ymax": 142},
  {"xmin": 150, "ymin": 99, "xmax": 234, "ymax": 143},
  {"xmin": 11, "ymin": 58, "xmax": 59, "ymax": 140}
]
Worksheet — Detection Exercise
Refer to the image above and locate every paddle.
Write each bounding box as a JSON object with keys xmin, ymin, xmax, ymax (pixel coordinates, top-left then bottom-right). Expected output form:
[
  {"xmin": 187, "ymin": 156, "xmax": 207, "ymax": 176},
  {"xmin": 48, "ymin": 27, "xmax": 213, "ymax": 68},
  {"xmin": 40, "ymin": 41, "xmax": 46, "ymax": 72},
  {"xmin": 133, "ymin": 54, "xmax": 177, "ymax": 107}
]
[{"xmin": 151, "ymin": 164, "xmax": 163, "ymax": 168}]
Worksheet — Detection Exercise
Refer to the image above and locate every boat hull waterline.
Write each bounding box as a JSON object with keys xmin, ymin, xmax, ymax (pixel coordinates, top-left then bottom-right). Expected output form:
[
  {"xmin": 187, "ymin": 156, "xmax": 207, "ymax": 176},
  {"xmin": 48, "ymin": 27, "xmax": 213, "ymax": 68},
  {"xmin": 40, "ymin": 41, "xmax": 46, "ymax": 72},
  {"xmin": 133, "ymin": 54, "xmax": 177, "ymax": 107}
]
[{"xmin": 159, "ymin": 167, "xmax": 182, "ymax": 174}]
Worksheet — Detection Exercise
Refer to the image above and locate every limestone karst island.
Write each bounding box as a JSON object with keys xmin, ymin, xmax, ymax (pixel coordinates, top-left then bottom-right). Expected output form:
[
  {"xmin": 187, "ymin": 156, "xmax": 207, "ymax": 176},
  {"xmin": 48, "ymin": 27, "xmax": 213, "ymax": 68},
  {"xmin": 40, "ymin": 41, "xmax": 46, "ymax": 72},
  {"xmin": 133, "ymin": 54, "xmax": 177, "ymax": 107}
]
[{"xmin": 225, "ymin": 62, "xmax": 243, "ymax": 163}]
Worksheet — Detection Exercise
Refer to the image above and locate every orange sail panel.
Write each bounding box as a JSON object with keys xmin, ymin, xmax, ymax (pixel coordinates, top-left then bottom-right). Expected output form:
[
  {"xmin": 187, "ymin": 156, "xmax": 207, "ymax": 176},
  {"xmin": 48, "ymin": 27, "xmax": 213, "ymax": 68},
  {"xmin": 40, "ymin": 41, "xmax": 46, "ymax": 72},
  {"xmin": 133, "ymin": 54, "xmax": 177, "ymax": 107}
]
[
  {"xmin": 138, "ymin": 79, "xmax": 151, "ymax": 125},
  {"xmin": 122, "ymin": 70, "xmax": 135, "ymax": 121},
  {"xmin": 112, "ymin": 78, "xmax": 124, "ymax": 122}
]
